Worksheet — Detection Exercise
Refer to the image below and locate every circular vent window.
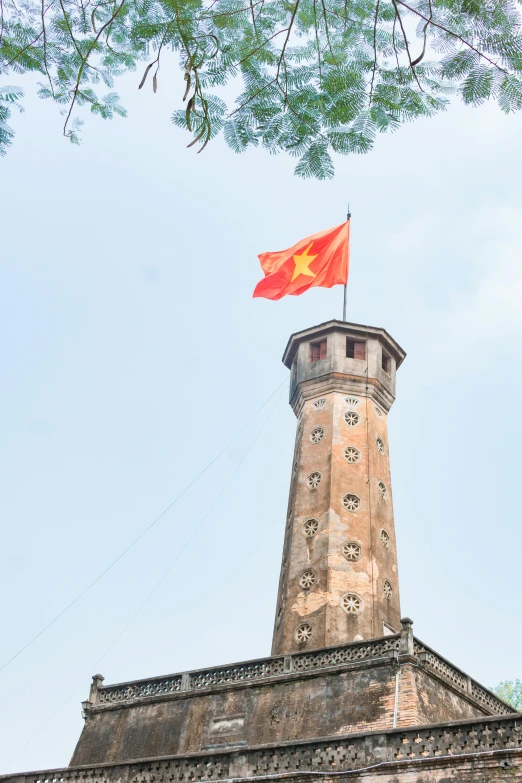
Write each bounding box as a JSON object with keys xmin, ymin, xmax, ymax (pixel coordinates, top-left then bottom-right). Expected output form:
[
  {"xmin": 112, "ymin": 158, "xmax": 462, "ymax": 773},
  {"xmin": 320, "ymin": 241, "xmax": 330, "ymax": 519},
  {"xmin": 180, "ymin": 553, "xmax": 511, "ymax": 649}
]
[
  {"xmin": 310, "ymin": 427, "xmax": 324, "ymax": 444},
  {"xmin": 295, "ymin": 623, "xmax": 313, "ymax": 642},
  {"xmin": 344, "ymin": 411, "xmax": 360, "ymax": 427},
  {"xmin": 343, "ymin": 493, "xmax": 361, "ymax": 512},
  {"xmin": 303, "ymin": 518, "xmax": 319, "ymax": 537},
  {"xmin": 344, "ymin": 446, "xmax": 361, "ymax": 464},
  {"xmin": 341, "ymin": 593, "xmax": 362, "ymax": 614},
  {"xmin": 307, "ymin": 472, "xmax": 322, "ymax": 490},
  {"xmin": 299, "ymin": 570, "xmax": 317, "ymax": 589},
  {"xmin": 342, "ymin": 542, "xmax": 362, "ymax": 561}
]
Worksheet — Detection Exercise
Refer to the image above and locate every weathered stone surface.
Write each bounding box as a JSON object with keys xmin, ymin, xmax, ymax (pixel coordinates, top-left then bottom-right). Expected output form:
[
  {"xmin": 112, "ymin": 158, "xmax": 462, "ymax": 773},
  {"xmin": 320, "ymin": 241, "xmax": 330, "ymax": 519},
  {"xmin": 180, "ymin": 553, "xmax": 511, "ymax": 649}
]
[
  {"xmin": 69, "ymin": 626, "xmax": 512, "ymax": 766},
  {"xmin": 3, "ymin": 319, "xmax": 517, "ymax": 783},
  {"xmin": 3, "ymin": 715, "xmax": 522, "ymax": 783},
  {"xmin": 273, "ymin": 321, "xmax": 406, "ymax": 654}
]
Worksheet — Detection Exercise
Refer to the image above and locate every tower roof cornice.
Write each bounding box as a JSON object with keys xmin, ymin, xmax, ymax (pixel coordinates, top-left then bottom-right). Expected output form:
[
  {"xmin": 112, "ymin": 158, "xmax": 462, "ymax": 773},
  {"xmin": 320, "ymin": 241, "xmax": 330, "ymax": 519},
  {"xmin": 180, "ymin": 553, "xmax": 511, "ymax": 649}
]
[{"xmin": 282, "ymin": 319, "xmax": 406, "ymax": 370}]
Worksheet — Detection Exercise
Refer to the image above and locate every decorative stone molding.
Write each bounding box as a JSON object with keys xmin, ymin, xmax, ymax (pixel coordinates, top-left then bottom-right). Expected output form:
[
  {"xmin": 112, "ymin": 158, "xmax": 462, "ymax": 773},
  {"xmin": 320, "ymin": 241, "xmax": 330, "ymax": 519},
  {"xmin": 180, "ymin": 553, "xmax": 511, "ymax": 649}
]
[
  {"xmin": 4, "ymin": 715, "xmax": 522, "ymax": 783},
  {"xmin": 98, "ymin": 675, "xmax": 183, "ymax": 704},
  {"xmin": 302, "ymin": 518, "xmax": 319, "ymax": 537},
  {"xmin": 88, "ymin": 674, "xmax": 105, "ymax": 705},
  {"xmin": 295, "ymin": 623, "xmax": 313, "ymax": 643},
  {"xmin": 91, "ymin": 632, "xmax": 511, "ymax": 716}
]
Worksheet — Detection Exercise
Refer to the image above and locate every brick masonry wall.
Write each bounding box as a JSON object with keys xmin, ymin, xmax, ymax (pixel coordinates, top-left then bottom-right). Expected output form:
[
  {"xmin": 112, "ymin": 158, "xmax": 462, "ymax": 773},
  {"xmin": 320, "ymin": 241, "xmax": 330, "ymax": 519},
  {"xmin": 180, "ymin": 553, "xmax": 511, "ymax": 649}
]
[
  {"xmin": 3, "ymin": 715, "xmax": 522, "ymax": 783},
  {"xmin": 272, "ymin": 333, "xmax": 403, "ymax": 657},
  {"xmin": 318, "ymin": 752, "xmax": 522, "ymax": 782},
  {"xmin": 70, "ymin": 659, "xmax": 496, "ymax": 766}
]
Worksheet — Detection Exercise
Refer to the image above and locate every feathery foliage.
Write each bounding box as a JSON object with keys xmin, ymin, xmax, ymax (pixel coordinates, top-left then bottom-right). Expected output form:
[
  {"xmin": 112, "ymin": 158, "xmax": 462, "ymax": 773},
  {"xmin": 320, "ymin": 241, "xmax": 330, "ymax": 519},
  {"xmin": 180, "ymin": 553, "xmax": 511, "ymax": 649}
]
[
  {"xmin": 0, "ymin": 86, "xmax": 24, "ymax": 155},
  {"xmin": 2, "ymin": 0, "xmax": 522, "ymax": 175},
  {"xmin": 493, "ymin": 680, "xmax": 522, "ymax": 711}
]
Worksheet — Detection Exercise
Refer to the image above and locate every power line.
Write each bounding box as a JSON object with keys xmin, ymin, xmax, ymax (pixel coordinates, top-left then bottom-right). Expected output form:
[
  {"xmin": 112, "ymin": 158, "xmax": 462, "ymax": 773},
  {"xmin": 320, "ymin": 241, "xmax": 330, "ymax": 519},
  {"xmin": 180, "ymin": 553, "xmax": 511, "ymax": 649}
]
[
  {"xmin": 6, "ymin": 385, "xmax": 286, "ymax": 766},
  {"xmin": 0, "ymin": 376, "xmax": 288, "ymax": 676},
  {"xmin": 92, "ymin": 384, "xmax": 286, "ymax": 670}
]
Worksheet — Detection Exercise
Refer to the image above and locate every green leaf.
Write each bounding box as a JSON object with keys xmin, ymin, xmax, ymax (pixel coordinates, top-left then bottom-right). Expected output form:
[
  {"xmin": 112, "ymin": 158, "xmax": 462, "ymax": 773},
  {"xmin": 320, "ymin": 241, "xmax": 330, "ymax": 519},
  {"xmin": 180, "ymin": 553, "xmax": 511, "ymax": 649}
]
[
  {"xmin": 295, "ymin": 140, "xmax": 334, "ymax": 179},
  {"xmin": 2, "ymin": 0, "xmax": 522, "ymax": 176}
]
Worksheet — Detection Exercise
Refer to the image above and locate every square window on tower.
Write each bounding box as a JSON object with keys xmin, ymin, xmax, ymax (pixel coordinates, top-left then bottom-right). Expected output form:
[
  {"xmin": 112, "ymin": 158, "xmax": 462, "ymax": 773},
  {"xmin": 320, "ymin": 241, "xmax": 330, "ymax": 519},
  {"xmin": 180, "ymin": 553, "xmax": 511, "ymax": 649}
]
[
  {"xmin": 346, "ymin": 339, "xmax": 366, "ymax": 360},
  {"xmin": 382, "ymin": 352, "xmax": 391, "ymax": 375},
  {"xmin": 310, "ymin": 340, "xmax": 327, "ymax": 362}
]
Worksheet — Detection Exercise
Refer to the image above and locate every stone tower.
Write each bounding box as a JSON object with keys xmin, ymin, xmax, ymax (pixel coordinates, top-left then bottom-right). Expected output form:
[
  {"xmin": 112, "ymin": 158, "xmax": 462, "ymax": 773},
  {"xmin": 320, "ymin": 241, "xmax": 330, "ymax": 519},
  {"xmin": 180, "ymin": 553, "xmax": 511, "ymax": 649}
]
[
  {"xmin": 4, "ymin": 316, "xmax": 516, "ymax": 783},
  {"xmin": 272, "ymin": 320, "xmax": 406, "ymax": 655}
]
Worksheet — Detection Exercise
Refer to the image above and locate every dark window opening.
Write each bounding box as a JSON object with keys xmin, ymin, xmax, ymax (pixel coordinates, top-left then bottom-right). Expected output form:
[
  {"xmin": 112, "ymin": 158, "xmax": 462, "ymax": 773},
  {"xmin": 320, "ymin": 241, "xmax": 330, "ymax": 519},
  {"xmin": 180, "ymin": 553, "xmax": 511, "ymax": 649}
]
[
  {"xmin": 382, "ymin": 353, "xmax": 391, "ymax": 374},
  {"xmin": 310, "ymin": 340, "xmax": 327, "ymax": 362},
  {"xmin": 346, "ymin": 339, "xmax": 366, "ymax": 360}
]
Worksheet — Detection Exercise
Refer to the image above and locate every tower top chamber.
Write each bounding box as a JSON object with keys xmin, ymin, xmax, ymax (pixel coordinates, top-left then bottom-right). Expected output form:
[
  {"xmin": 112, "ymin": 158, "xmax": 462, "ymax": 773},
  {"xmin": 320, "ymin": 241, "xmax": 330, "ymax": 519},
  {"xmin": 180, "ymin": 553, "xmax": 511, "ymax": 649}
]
[{"xmin": 283, "ymin": 319, "xmax": 406, "ymax": 414}]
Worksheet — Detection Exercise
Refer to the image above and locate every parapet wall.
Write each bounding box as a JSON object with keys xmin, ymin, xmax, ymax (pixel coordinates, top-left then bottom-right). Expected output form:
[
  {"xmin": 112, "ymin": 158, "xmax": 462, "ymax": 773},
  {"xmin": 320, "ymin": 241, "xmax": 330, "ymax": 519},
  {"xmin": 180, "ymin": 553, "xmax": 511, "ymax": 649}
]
[
  {"xmin": 3, "ymin": 714, "xmax": 522, "ymax": 783},
  {"xmin": 69, "ymin": 632, "xmax": 513, "ymax": 767},
  {"xmin": 88, "ymin": 633, "xmax": 509, "ymax": 715}
]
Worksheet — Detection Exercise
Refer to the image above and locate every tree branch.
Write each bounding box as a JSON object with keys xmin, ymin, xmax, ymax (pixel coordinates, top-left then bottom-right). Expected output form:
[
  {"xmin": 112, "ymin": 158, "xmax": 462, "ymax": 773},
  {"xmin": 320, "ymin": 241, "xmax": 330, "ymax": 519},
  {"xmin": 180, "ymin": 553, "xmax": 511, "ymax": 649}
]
[
  {"xmin": 62, "ymin": 0, "xmax": 126, "ymax": 136},
  {"xmin": 369, "ymin": 0, "xmax": 380, "ymax": 103},
  {"xmin": 391, "ymin": 0, "xmax": 423, "ymax": 91},
  {"xmin": 249, "ymin": 0, "xmax": 258, "ymax": 39},
  {"xmin": 235, "ymin": 27, "xmax": 288, "ymax": 67},
  {"xmin": 395, "ymin": 0, "xmax": 508, "ymax": 74},
  {"xmin": 276, "ymin": 0, "xmax": 300, "ymax": 83},
  {"xmin": 320, "ymin": 0, "xmax": 334, "ymax": 58},
  {"xmin": 0, "ymin": 0, "xmax": 5, "ymax": 49},
  {"xmin": 392, "ymin": 12, "xmax": 400, "ymax": 71},
  {"xmin": 313, "ymin": 0, "xmax": 322, "ymax": 85},
  {"xmin": 228, "ymin": 77, "xmax": 276, "ymax": 116},
  {"xmin": 6, "ymin": 30, "xmax": 44, "ymax": 65},
  {"xmin": 41, "ymin": 0, "xmax": 55, "ymax": 95},
  {"xmin": 410, "ymin": 0, "xmax": 431, "ymax": 66},
  {"xmin": 59, "ymin": 0, "xmax": 84, "ymax": 60}
]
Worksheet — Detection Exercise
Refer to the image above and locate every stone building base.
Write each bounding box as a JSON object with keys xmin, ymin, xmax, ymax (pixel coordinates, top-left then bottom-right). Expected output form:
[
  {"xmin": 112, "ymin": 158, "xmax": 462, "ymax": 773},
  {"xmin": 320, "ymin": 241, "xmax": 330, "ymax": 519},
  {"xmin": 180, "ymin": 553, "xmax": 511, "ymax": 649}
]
[
  {"xmin": 2, "ymin": 714, "xmax": 522, "ymax": 783},
  {"xmin": 69, "ymin": 625, "xmax": 512, "ymax": 766}
]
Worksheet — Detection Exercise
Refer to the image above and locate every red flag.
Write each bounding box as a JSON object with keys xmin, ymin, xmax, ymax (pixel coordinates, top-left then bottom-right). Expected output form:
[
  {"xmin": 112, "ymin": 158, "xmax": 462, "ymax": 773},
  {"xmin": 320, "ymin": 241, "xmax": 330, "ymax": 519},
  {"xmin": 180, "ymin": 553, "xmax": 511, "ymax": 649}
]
[{"xmin": 253, "ymin": 221, "xmax": 349, "ymax": 300}]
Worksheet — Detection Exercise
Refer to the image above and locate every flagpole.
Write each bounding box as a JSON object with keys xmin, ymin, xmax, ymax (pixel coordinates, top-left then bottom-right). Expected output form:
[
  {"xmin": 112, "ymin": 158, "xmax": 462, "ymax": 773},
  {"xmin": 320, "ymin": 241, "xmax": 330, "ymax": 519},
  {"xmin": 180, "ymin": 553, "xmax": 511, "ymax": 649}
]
[{"xmin": 343, "ymin": 204, "xmax": 351, "ymax": 321}]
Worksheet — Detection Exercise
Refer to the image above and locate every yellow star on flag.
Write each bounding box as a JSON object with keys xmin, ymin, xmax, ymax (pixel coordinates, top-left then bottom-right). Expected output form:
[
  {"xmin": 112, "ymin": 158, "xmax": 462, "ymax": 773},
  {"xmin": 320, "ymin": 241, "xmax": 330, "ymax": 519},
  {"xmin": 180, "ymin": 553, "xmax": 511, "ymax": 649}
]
[{"xmin": 291, "ymin": 242, "xmax": 318, "ymax": 282}]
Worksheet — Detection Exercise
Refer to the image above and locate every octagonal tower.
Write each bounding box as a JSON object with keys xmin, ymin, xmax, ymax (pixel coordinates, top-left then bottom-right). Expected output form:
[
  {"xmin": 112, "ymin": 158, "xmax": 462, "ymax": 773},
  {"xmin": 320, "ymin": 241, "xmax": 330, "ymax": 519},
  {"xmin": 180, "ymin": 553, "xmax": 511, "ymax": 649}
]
[{"xmin": 272, "ymin": 320, "xmax": 406, "ymax": 655}]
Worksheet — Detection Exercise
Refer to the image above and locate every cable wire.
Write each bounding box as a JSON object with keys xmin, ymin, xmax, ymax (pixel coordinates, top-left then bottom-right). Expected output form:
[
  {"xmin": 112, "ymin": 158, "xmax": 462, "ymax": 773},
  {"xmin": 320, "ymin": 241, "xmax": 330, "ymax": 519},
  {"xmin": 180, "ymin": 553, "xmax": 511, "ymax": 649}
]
[
  {"xmin": 94, "ymin": 384, "xmax": 286, "ymax": 670},
  {"xmin": 6, "ymin": 384, "xmax": 287, "ymax": 766},
  {"xmin": 0, "ymin": 376, "xmax": 288, "ymax": 675}
]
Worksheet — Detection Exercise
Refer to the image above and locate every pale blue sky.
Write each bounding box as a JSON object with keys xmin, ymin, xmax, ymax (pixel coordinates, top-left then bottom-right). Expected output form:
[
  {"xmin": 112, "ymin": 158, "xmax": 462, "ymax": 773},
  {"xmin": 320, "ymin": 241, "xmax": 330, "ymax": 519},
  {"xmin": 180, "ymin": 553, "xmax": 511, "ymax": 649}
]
[{"xmin": 1, "ymin": 72, "xmax": 521, "ymax": 774}]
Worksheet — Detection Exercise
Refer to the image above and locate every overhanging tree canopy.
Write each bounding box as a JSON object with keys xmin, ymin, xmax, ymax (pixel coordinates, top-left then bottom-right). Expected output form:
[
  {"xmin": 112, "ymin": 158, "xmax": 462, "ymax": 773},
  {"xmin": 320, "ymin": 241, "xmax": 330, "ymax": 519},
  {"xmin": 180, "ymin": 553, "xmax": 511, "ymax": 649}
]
[{"xmin": 2, "ymin": 0, "xmax": 522, "ymax": 176}]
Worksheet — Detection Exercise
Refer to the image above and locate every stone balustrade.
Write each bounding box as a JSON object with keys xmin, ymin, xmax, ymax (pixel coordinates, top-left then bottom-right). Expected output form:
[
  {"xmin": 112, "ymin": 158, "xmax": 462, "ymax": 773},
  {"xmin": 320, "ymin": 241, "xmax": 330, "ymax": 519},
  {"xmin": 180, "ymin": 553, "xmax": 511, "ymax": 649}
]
[
  {"xmin": 90, "ymin": 634, "xmax": 510, "ymax": 718},
  {"xmin": 2, "ymin": 714, "xmax": 521, "ymax": 783},
  {"xmin": 94, "ymin": 636, "xmax": 401, "ymax": 706}
]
